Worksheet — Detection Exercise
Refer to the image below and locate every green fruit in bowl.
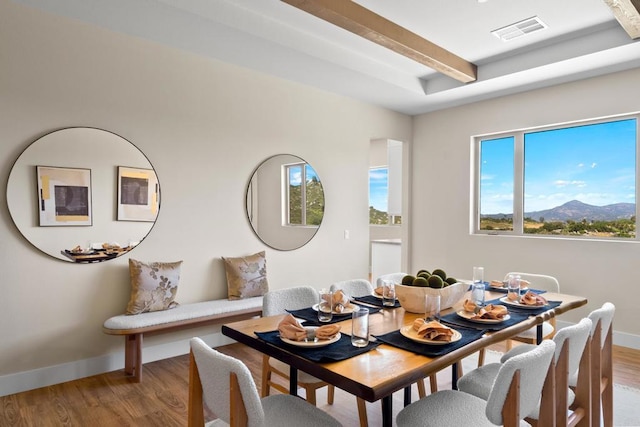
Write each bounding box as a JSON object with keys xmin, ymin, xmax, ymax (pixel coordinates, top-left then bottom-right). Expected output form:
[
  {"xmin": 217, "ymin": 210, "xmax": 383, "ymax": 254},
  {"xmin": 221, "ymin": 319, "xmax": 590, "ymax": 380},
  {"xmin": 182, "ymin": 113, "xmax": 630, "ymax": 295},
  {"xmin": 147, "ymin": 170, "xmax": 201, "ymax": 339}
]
[
  {"xmin": 402, "ymin": 275, "xmax": 415, "ymax": 285},
  {"xmin": 431, "ymin": 269, "xmax": 447, "ymax": 280},
  {"xmin": 417, "ymin": 269, "xmax": 430, "ymax": 276},
  {"xmin": 413, "ymin": 277, "xmax": 429, "ymax": 287},
  {"xmin": 445, "ymin": 277, "xmax": 457, "ymax": 285},
  {"xmin": 427, "ymin": 275, "xmax": 445, "ymax": 289},
  {"xmin": 417, "ymin": 271, "xmax": 431, "ymax": 279}
]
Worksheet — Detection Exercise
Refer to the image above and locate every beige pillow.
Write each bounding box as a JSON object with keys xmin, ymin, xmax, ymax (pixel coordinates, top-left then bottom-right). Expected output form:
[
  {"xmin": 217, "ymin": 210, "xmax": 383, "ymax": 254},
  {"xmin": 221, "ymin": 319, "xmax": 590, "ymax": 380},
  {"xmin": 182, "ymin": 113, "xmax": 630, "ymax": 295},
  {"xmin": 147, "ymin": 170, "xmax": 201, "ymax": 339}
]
[
  {"xmin": 223, "ymin": 251, "xmax": 269, "ymax": 300},
  {"xmin": 126, "ymin": 259, "xmax": 182, "ymax": 315}
]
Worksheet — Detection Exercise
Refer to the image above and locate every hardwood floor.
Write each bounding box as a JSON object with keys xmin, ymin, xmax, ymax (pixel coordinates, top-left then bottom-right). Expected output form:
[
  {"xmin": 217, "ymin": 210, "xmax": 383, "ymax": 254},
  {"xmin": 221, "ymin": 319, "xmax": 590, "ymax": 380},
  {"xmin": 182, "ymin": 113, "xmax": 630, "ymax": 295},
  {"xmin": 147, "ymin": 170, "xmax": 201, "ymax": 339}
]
[{"xmin": 1, "ymin": 343, "xmax": 638, "ymax": 426}]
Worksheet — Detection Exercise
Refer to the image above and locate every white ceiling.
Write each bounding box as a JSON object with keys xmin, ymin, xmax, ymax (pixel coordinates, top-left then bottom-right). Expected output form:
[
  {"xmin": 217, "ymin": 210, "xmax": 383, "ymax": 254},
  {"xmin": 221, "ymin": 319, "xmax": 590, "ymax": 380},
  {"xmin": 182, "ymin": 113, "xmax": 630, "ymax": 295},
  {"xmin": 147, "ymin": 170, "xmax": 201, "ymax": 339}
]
[{"xmin": 12, "ymin": 0, "xmax": 640, "ymax": 115}]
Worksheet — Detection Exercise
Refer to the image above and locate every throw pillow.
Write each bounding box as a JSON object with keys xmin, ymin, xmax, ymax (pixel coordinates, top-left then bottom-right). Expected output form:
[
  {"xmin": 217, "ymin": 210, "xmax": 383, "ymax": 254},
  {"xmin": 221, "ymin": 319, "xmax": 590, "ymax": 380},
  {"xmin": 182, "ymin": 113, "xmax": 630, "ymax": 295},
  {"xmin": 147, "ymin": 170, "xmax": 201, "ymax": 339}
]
[
  {"xmin": 126, "ymin": 259, "xmax": 182, "ymax": 315},
  {"xmin": 223, "ymin": 251, "xmax": 268, "ymax": 300}
]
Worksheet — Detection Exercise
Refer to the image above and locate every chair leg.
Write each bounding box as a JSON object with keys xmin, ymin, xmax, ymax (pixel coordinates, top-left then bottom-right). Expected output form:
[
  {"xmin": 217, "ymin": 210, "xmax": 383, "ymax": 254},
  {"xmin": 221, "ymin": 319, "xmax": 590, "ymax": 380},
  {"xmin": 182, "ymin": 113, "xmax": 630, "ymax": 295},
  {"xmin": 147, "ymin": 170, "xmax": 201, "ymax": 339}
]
[
  {"xmin": 327, "ymin": 385, "xmax": 335, "ymax": 404},
  {"xmin": 417, "ymin": 378, "xmax": 426, "ymax": 398},
  {"xmin": 304, "ymin": 386, "xmax": 317, "ymax": 405},
  {"xmin": 477, "ymin": 349, "xmax": 485, "ymax": 367},
  {"xmin": 505, "ymin": 339, "xmax": 513, "ymax": 352},
  {"xmin": 260, "ymin": 355, "xmax": 271, "ymax": 397},
  {"xmin": 429, "ymin": 374, "xmax": 438, "ymax": 393},
  {"xmin": 356, "ymin": 398, "xmax": 368, "ymax": 427}
]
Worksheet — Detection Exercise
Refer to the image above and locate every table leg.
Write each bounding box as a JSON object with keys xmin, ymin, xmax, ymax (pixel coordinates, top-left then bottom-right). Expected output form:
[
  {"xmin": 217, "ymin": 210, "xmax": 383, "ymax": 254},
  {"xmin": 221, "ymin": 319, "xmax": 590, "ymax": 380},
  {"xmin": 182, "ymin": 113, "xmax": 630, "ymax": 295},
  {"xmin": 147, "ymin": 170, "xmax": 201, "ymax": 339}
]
[
  {"xmin": 452, "ymin": 361, "xmax": 459, "ymax": 390},
  {"xmin": 537, "ymin": 324, "xmax": 543, "ymax": 344},
  {"xmin": 289, "ymin": 368, "xmax": 298, "ymax": 396},
  {"xmin": 403, "ymin": 386, "xmax": 411, "ymax": 406},
  {"xmin": 381, "ymin": 395, "xmax": 393, "ymax": 427}
]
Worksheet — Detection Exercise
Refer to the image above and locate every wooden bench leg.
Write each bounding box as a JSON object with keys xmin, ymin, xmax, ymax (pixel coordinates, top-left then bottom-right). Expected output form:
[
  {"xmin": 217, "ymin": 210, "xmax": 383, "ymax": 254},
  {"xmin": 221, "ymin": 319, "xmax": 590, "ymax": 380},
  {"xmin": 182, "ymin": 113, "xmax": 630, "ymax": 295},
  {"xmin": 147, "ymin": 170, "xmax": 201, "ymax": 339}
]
[{"xmin": 125, "ymin": 334, "xmax": 143, "ymax": 382}]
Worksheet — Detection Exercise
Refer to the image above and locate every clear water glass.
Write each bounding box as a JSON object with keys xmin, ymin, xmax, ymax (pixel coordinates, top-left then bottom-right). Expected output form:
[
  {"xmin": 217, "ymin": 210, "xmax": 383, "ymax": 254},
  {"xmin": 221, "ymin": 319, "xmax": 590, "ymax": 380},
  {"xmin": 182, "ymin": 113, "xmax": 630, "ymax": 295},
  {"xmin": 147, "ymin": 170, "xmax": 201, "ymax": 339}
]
[
  {"xmin": 382, "ymin": 280, "xmax": 396, "ymax": 307},
  {"xmin": 424, "ymin": 294, "xmax": 441, "ymax": 322},
  {"xmin": 351, "ymin": 306, "xmax": 369, "ymax": 347},
  {"xmin": 318, "ymin": 289, "xmax": 333, "ymax": 322},
  {"xmin": 471, "ymin": 282, "xmax": 486, "ymax": 307}
]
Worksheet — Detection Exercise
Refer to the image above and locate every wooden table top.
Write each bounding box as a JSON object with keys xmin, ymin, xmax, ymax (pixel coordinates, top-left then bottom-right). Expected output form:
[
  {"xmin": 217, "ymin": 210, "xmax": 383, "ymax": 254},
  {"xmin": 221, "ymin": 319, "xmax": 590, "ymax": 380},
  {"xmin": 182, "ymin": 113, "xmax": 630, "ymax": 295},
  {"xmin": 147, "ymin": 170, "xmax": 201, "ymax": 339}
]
[{"xmin": 222, "ymin": 290, "xmax": 587, "ymax": 403}]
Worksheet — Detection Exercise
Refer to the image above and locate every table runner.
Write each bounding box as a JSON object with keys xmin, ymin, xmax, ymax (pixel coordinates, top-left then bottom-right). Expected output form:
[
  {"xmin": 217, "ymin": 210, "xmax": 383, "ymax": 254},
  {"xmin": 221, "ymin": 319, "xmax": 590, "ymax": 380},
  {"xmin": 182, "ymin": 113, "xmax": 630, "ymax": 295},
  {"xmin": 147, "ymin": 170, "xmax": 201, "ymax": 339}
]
[
  {"xmin": 483, "ymin": 297, "xmax": 562, "ymax": 315},
  {"xmin": 373, "ymin": 327, "xmax": 486, "ymax": 358},
  {"xmin": 255, "ymin": 330, "xmax": 381, "ymax": 362},
  {"xmin": 287, "ymin": 305, "xmax": 381, "ymax": 325},
  {"xmin": 353, "ymin": 295, "xmax": 401, "ymax": 308},
  {"xmin": 439, "ymin": 310, "xmax": 530, "ymax": 332}
]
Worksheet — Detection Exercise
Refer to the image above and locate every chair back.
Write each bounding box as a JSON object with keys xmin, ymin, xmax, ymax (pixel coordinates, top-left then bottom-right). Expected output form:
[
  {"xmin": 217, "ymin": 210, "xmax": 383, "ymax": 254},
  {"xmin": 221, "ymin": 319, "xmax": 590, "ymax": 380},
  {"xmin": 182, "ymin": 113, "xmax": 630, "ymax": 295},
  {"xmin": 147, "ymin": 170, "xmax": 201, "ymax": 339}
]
[
  {"xmin": 330, "ymin": 279, "xmax": 373, "ymax": 297},
  {"xmin": 503, "ymin": 272, "xmax": 560, "ymax": 292},
  {"xmin": 262, "ymin": 286, "xmax": 319, "ymax": 316},
  {"xmin": 554, "ymin": 317, "xmax": 592, "ymax": 376},
  {"xmin": 375, "ymin": 272, "xmax": 407, "ymax": 288},
  {"xmin": 189, "ymin": 337, "xmax": 265, "ymax": 427},
  {"xmin": 485, "ymin": 339, "xmax": 555, "ymax": 425},
  {"xmin": 587, "ymin": 302, "xmax": 615, "ymax": 349}
]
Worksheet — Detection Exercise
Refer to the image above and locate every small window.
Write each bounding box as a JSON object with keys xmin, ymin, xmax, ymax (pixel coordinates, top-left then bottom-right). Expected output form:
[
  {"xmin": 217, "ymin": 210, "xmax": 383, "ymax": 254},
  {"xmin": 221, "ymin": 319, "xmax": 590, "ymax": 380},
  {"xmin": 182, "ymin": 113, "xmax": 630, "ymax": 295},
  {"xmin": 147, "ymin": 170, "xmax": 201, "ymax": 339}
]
[
  {"xmin": 369, "ymin": 167, "xmax": 402, "ymax": 225},
  {"xmin": 475, "ymin": 115, "xmax": 638, "ymax": 239},
  {"xmin": 286, "ymin": 163, "xmax": 324, "ymax": 226}
]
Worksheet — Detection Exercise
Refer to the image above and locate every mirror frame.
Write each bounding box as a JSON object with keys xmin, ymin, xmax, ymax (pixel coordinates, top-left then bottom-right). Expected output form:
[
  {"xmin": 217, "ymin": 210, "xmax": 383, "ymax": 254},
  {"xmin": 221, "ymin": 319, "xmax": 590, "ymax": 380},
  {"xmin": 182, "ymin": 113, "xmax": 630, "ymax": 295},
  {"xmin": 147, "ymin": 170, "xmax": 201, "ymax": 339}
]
[
  {"xmin": 6, "ymin": 127, "xmax": 160, "ymax": 263},
  {"xmin": 246, "ymin": 154, "xmax": 324, "ymax": 251}
]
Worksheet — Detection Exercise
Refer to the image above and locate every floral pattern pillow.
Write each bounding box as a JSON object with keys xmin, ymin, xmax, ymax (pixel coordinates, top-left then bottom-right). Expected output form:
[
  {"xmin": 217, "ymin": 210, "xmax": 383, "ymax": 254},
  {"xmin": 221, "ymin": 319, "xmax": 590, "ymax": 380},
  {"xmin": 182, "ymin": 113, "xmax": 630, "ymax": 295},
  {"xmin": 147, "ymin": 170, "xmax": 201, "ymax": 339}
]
[
  {"xmin": 223, "ymin": 251, "xmax": 268, "ymax": 300},
  {"xmin": 126, "ymin": 259, "xmax": 182, "ymax": 314}
]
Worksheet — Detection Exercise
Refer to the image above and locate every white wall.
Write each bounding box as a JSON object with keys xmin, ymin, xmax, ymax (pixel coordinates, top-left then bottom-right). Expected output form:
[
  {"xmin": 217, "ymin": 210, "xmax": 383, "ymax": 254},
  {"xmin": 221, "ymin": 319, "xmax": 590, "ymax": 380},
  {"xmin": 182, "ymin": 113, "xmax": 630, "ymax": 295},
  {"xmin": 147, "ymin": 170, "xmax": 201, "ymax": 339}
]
[
  {"xmin": 411, "ymin": 68, "xmax": 640, "ymax": 346},
  {"xmin": 0, "ymin": 1, "xmax": 411, "ymax": 395}
]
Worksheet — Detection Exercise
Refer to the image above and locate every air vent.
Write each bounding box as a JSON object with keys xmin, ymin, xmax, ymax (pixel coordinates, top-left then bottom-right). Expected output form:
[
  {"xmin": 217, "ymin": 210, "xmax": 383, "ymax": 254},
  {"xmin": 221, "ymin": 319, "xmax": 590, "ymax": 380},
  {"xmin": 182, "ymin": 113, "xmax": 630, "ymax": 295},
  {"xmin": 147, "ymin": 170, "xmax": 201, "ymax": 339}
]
[{"xmin": 491, "ymin": 16, "xmax": 547, "ymax": 42}]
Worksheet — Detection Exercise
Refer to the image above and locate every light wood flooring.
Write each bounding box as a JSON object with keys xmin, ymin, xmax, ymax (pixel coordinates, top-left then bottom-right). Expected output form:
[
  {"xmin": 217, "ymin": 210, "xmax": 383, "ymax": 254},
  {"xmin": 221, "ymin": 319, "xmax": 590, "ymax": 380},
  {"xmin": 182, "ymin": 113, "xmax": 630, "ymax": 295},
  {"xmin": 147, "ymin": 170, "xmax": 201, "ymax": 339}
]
[{"xmin": 1, "ymin": 343, "xmax": 638, "ymax": 427}]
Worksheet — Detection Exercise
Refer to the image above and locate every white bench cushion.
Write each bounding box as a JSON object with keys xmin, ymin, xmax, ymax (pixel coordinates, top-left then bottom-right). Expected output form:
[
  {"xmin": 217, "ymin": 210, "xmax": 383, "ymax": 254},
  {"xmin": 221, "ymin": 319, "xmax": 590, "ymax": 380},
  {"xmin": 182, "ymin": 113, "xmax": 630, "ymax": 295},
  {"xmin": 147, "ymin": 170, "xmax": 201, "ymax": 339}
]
[{"xmin": 104, "ymin": 296, "xmax": 263, "ymax": 331}]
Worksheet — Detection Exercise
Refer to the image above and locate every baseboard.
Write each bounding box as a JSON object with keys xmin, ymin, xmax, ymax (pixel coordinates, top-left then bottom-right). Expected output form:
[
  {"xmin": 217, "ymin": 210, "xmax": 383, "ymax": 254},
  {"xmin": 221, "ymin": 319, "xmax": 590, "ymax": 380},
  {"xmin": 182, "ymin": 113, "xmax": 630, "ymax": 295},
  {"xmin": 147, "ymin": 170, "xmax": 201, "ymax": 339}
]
[
  {"xmin": 0, "ymin": 332, "xmax": 235, "ymax": 398},
  {"xmin": 556, "ymin": 320, "xmax": 640, "ymax": 350}
]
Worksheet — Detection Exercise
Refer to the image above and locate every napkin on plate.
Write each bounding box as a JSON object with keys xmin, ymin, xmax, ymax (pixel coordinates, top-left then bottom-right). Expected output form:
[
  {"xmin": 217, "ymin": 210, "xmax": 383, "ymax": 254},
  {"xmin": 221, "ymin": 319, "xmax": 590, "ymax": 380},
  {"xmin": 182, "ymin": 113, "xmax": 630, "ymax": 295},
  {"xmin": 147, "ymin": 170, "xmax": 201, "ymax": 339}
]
[
  {"xmin": 472, "ymin": 304, "xmax": 508, "ymax": 320},
  {"xmin": 463, "ymin": 298, "xmax": 478, "ymax": 312},
  {"xmin": 520, "ymin": 290, "xmax": 548, "ymax": 306},
  {"xmin": 329, "ymin": 290, "xmax": 350, "ymax": 313},
  {"xmin": 412, "ymin": 318, "xmax": 454, "ymax": 342},
  {"xmin": 278, "ymin": 314, "xmax": 341, "ymax": 341}
]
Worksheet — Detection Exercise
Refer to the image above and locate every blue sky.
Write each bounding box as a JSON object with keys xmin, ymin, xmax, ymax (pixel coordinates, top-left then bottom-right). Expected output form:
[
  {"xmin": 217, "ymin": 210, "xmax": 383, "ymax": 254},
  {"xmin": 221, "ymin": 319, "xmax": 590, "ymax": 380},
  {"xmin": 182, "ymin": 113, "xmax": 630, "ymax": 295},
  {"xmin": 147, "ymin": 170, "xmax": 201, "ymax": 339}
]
[
  {"xmin": 288, "ymin": 164, "xmax": 318, "ymax": 186},
  {"xmin": 369, "ymin": 167, "xmax": 388, "ymax": 210},
  {"xmin": 481, "ymin": 118, "xmax": 637, "ymax": 215}
]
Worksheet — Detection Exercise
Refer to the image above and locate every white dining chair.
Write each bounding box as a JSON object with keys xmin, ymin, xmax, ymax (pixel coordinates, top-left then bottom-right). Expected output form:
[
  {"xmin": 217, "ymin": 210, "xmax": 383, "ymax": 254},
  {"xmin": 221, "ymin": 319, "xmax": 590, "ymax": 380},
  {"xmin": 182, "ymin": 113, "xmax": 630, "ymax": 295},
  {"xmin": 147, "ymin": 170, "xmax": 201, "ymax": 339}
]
[
  {"xmin": 396, "ymin": 339, "xmax": 556, "ymax": 427},
  {"xmin": 374, "ymin": 272, "xmax": 407, "ymax": 288},
  {"xmin": 260, "ymin": 286, "xmax": 335, "ymax": 406},
  {"xmin": 458, "ymin": 318, "xmax": 592, "ymax": 427},
  {"xmin": 188, "ymin": 337, "xmax": 342, "ymax": 427},
  {"xmin": 330, "ymin": 278, "xmax": 374, "ymax": 297}
]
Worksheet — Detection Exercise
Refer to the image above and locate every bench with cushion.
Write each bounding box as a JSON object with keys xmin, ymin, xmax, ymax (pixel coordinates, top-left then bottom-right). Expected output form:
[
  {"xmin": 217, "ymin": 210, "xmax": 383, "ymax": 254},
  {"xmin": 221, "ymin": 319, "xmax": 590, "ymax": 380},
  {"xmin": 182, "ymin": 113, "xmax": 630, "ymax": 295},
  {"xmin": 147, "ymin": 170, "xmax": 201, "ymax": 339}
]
[{"xmin": 103, "ymin": 296, "xmax": 263, "ymax": 382}]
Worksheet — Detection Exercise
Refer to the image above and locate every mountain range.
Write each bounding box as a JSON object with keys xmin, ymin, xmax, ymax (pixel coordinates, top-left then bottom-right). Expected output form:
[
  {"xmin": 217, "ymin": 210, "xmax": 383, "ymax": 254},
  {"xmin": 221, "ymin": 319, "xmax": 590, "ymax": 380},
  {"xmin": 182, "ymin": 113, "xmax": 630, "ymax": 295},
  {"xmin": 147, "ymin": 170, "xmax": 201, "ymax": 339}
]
[{"xmin": 483, "ymin": 200, "xmax": 635, "ymax": 222}]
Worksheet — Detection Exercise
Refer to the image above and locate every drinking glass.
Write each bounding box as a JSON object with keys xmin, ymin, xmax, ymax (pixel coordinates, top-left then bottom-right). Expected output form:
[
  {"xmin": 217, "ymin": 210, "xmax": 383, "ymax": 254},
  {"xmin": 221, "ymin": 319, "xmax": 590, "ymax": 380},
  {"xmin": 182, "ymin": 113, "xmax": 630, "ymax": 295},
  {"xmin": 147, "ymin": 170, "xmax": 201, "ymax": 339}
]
[
  {"xmin": 471, "ymin": 282, "xmax": 486, "ymax": 307},
  {"xmin": 424, "ymin": 294, "xmax": 441, "ymax": 322},
  {"xmin": 382, "ymin": 279, "xmax": 396, "ymax": 307},
  {"xmin": 507, "ymin": 275, "xmax": 521, "ymax": 302},
  {"xmin": 351, "ymin": 306, "xmax": 369, "ymax": 347},
  {"xmin": 472, "ymin": 266, "xmax": 484, "ymax": 284},
  {"xmin": 318, "ymin": 289, "xmax": 333, "ymax": 322}
]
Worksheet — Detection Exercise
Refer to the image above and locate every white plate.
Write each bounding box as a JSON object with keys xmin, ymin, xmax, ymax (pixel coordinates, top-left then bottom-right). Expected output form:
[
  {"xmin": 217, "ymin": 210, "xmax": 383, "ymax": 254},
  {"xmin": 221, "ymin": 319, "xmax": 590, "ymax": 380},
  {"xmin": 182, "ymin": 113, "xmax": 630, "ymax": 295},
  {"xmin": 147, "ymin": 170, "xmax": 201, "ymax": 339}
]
[
  {"xmin": 280, "ymin": 328, "xmax": 341, "ymax": 347},
  {"xmin": 371, "ymin": 292, "xmax": 397, "ymax": 300},
  {"xmin": 312, "ymin": 303, "xmax": 356, "ymax": 315},
  {"xmin": 456, "ymin": 310, "xmax": 511, "ymax": 324},
  {"xmin": 499, "ymin": 297, "xmax": 547, "ymax": 309},
  {"xmin": 399, "ymin": 325, "xmax": 462, "ymax": 345}
]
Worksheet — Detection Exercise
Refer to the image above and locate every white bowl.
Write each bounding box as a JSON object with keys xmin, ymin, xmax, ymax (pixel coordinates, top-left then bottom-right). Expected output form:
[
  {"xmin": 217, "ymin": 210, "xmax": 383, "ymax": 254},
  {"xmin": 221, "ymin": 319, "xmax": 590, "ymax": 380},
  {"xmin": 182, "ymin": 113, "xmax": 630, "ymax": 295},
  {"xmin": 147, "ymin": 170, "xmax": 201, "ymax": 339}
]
[{"xmin": 395, "ymin": 281, "xmax": 467, "ymax": 313}]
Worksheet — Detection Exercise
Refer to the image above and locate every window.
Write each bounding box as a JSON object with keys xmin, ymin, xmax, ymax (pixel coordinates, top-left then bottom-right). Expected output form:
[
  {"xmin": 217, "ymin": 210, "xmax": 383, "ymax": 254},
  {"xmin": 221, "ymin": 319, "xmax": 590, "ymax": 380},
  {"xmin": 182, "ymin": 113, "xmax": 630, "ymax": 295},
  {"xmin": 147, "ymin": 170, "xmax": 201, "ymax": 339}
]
[
  {"xmin": 369, "ymin": 167, "xmax": 402, "ymax": 225},
  {"xmin": 476, "ymin": 115, "xmax": 638, "ymax": 239},
  {"xmin": 285, "ymin": 163, "xmax": 324, "ymax": 226}
]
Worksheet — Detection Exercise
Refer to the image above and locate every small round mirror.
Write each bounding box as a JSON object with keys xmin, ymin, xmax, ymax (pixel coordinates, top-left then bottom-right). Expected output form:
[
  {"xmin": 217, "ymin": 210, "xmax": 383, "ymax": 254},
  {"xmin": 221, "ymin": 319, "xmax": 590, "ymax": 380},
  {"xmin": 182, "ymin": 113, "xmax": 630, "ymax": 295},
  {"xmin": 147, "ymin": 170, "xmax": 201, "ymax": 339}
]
[
  {"xmin": 246, "ymin": 154, "xmax": 324, "ymax": 250},
  {"xmin": 6, "ymin": 127, "xmax": 160, "ymax": 263}
]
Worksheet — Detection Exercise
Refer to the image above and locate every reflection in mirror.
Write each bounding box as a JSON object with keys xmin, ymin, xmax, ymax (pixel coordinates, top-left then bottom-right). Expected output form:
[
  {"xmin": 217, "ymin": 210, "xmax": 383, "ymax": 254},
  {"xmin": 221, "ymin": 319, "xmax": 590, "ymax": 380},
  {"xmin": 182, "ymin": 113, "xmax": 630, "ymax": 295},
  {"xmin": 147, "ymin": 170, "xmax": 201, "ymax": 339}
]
[
  {"xmin": 6, "ymin": 127, "xmax": 160, "ymax": 263},
  {"xmin": 246, "ymin": 154, "xmax": 324, "ymax": 251}
]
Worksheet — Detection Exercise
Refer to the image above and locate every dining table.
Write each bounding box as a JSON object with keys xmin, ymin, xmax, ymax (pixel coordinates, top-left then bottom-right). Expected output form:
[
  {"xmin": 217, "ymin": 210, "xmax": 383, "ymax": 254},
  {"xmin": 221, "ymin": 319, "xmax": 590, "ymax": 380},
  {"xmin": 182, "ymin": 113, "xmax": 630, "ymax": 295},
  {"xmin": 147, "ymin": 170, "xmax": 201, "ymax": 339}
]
[{"xmin": 221, "ymin": 288, "xmax": 587, "ymax": 427}]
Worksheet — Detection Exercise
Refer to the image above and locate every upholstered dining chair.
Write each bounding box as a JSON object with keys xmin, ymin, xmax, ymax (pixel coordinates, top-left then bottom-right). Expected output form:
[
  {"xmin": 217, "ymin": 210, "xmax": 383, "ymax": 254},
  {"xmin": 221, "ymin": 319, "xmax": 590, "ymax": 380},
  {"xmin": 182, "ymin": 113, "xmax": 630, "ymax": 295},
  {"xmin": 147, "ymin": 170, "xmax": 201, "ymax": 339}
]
[
  {"xmin": 260, "ymin": 286, "xmax": 335, "ymax": 406},
  {"xmin": 188, "ymin": 337, "xmax": 342, "ymax": 427},
  {"xmin": 458, "ymin": 318, "xmax": 593, "ymax": 427},
  {"xmin": 374, "ymin": 272, "xmax": 407, "ymax": 288},
  {"xmin": 396, "ymin": 339, "xmax": 556, "ymax": 427},
  {"xmin": 330, "ymin": 278, "xmax": 374, "ymax": 297},
  {"xmin": 581, "ymin": 302, "xmax": 615, "ymax": 427}
]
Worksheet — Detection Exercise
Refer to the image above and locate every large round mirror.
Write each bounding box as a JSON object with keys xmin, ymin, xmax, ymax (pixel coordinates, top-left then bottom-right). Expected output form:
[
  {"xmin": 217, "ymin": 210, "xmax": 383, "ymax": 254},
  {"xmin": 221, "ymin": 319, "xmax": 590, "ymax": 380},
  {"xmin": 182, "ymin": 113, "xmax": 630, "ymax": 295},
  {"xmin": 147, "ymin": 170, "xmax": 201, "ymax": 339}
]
[
  {"xmin": 246, "ymin": 154, "xmax": 324, "ymax": 251},
  {"xmin": 6, "ymin": 127, "xmax": 160, "ymax": 263}
]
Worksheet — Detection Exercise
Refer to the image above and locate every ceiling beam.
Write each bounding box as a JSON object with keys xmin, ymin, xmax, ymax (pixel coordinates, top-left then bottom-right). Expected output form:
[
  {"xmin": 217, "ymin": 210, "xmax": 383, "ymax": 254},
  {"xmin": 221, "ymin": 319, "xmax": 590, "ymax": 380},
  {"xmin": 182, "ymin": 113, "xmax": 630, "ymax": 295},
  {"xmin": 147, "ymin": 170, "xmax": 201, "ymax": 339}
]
[
  {"xmin": 281, "ymin": 0, "xmax": 477, "ymax": 83},
  {"xmin": 603, "ymin": 0, "xmax": 640, "ymax": 39}
]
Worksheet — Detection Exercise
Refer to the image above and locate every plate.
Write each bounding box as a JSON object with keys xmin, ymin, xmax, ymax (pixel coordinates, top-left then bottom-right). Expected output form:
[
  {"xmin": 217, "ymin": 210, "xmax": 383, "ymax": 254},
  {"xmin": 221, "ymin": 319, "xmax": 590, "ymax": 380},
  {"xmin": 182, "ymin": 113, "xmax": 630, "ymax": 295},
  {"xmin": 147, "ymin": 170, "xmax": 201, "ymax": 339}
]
[
  {"xmin": 312, "ymin": 303, "xmax": 356, "ymax": 315},
  {"xmin": 456, "ymin": 310, "xmax": 511, "ymax": 324},
  {"xmin": 499, "ymin": 297, "xmax": 547, "ymax": 309},
  {"xmin": 371, "ymin": 292, "xmax": 396, "ymax": 300},
  {"xmin": 399, "ymin": 325, "xmax": 462, "ymax": 345},
  {"xmin": 280, "ymin": 328, "xmax": 341, "ymax": 347}
]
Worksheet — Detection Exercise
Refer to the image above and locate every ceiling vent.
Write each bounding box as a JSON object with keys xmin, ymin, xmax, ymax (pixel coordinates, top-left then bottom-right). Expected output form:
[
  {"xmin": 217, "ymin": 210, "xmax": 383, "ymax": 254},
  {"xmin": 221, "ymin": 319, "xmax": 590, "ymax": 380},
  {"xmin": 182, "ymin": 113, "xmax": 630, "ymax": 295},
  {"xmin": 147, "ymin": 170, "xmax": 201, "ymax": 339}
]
[{"xmin": 491, "ymin": 16, "xmax": 547, "ymax": 42}]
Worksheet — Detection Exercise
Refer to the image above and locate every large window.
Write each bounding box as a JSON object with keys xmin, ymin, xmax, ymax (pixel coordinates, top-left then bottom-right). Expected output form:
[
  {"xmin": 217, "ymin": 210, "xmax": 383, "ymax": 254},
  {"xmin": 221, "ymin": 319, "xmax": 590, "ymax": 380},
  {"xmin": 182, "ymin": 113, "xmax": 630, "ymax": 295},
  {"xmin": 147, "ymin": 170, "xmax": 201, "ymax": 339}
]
[
  {"xmin": 476, "ymin": 115, "xmax": 638, "ymax": 239},
  {"xmin": 369, "ymin": 167, "xmax": 402, "ymax": 225},
  {"xmin": 286, "ymin": 163, "xmax": 324, "ymax": 226}
]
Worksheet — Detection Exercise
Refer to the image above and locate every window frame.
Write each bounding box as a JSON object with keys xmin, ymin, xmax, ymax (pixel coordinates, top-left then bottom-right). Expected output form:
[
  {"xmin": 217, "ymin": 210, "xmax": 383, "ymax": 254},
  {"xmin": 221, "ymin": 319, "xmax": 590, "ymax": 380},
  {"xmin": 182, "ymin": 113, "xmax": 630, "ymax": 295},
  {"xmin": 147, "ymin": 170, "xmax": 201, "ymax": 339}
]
[
  {"xmin": 473, "ymin": 112, "xmax": 639, "ymax": 240},
  {"xmin": 284, "ymin": 162, "xmax": 319, "ymax": 227}
]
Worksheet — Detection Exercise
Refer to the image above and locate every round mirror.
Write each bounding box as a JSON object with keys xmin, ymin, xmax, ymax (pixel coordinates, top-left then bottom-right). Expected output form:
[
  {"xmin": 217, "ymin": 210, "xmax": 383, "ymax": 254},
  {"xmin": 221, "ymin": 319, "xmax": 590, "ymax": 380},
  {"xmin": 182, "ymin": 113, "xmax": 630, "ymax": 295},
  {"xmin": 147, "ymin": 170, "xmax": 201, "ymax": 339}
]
[
  {"xmin": 246, "ymin": 154, "xmax": 324, "ymax": 251},
  {"xmin": 6, "ymin": 127, "xmax": 160, "ymax": 263}
]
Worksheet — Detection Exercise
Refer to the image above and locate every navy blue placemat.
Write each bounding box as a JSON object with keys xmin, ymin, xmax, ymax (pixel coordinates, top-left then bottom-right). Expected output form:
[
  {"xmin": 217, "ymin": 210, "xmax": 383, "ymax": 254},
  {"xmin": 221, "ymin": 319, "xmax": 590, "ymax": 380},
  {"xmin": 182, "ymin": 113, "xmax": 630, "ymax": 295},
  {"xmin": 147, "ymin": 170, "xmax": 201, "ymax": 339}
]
[
  {"xmin": 439, "ymin": 311, "xmax": 530, "ymax": 332},
  {"xmin": 287, "ymin": 305, "xmax": 381, "ymax": 326},
  {"xmin": 255, "ymin": 330, "xmax": 380, "ymax": 362},
  {"xmin": 471, "ymin": 282, "xmax": 547, "ymax": 295},
  {"xmin": 484, "ymin": 298, "xmax": 562, "ymax": 315},
  {"xmin": 353, "ymin": 295, "xmax": 401, "ymax": 308},
  {"xmin": 373, "ymin": 327, "xmax": 486, "ymax": 358}
]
